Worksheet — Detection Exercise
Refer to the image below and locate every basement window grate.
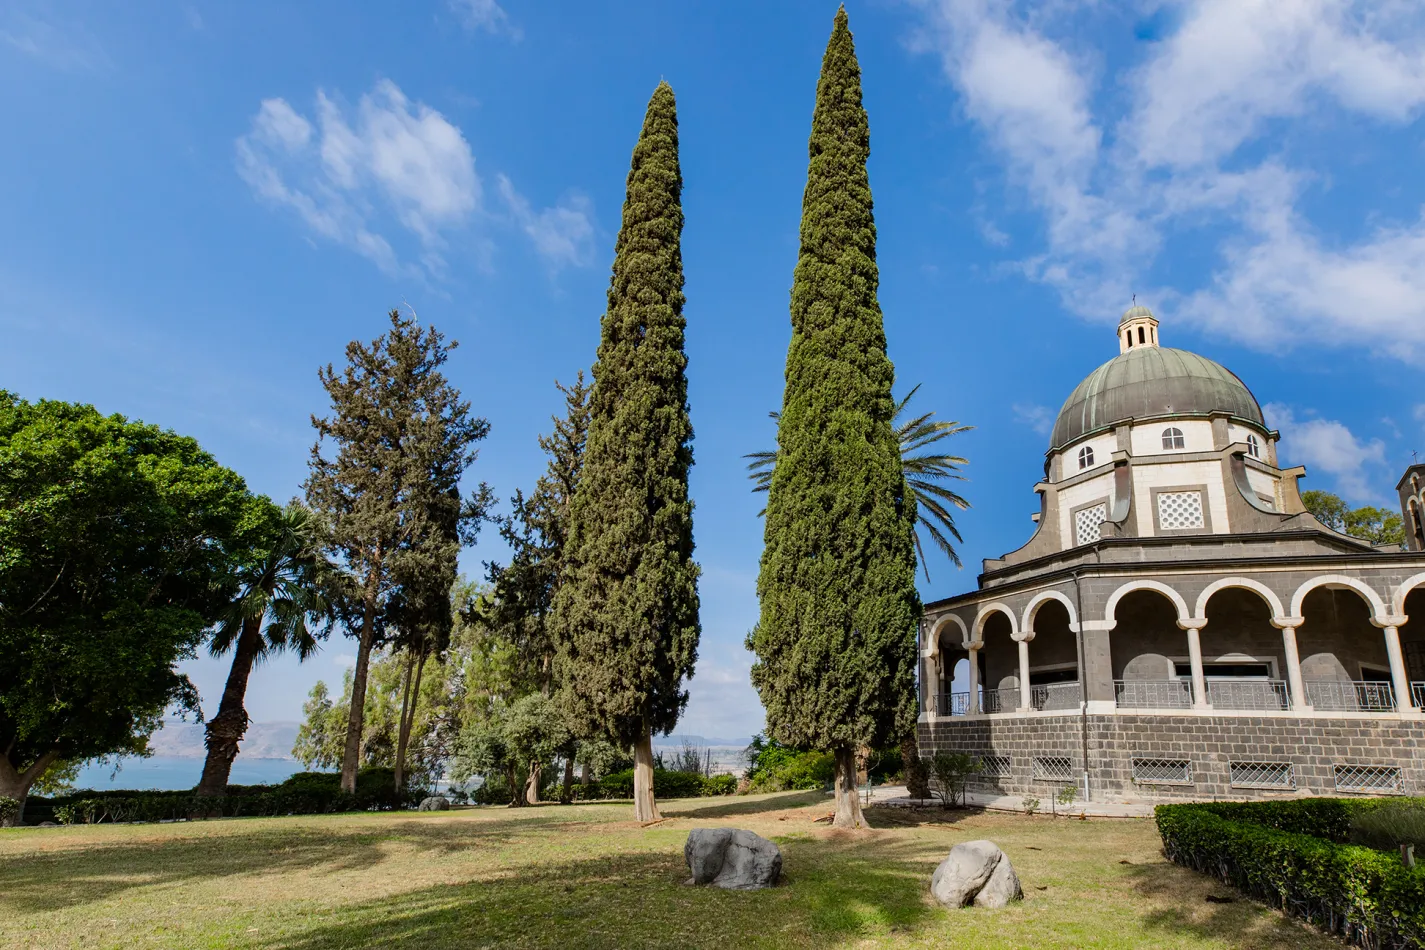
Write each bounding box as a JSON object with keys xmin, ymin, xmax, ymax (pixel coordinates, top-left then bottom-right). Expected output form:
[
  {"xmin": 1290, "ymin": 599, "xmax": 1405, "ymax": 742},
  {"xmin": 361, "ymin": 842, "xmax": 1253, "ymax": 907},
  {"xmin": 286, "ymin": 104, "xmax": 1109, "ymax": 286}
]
[
  {"xmin": 1230, "ymin": 761, "xmax": 1294, "ymax": 790},
  {"xmin": 1033, "ymin": 756, "xmax": 1075, "ymax": 782},
  {"xmin": 1334, "ymin": 764, "xmax": 1403, "ymax": 794},
  {"xmin": 976, "ymin": 755, "xmax": 1012, "ymax": 778},
  {"xmin": 1131, "ymin": 757, "xmax": 1193, "ymax": 785}
]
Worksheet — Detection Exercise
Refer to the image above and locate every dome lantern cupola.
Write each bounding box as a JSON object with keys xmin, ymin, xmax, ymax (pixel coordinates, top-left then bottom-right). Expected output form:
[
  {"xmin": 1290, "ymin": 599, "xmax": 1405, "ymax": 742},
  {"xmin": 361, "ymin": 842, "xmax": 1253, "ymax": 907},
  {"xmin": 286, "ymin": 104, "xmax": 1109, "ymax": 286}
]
[{"xmin": 1119, "ymin": 303, "xmax": 1159, "ymax": 353}]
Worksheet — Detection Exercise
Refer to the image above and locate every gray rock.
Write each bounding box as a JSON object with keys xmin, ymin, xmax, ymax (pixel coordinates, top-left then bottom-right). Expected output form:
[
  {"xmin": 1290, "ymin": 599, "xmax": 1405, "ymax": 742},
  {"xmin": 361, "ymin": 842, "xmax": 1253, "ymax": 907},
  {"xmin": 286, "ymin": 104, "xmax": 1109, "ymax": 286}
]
[
  {"xmin": 417, "ymin": 796, "xmax": 451, "ymax": 812},
  {"xmin": 930, "ymin": 840, "xmax": 1023, "ymax": 908},
  {"xmin": 684, "ymin": 828, "xmax": 782, "ymax": 890}
]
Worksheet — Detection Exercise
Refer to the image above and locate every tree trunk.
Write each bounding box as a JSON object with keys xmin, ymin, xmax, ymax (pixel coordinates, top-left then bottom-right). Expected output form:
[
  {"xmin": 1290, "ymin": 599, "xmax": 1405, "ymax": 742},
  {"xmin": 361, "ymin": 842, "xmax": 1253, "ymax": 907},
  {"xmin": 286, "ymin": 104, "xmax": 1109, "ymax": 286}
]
[
  {"xmin": 833, "ymin": 745, "xmax": 867, "ymax": 829},
  {"xmin": 195, "ymin": 614, "xmax": 264, "ymax": 797},
  {"xmin": 340, "ymin": 586, "xmax": 379, "ymax": 794},
  {"xmin": 633, "ymin": 730, "xmax": 661, "ymax": 823},
  {"xmin": 561, "ymin": 756, "xmax": 575, "ymax": 803},
  {"xmin": 0, "ymin": 750, "xmax": 58, "ymax": 826},
  {"xmin": 394, "ymin": 647, "xmax": 427, "ymax": 792},
  {"xmin": 580, "ymin": 760, "xmax": 590, "ymax": 786},
  {"xmin": 525, "ymin": 762, "xmax": 542, "ymax": 805},
  {"xmin": 506, "ymin": 764, "xmax": 525, "ymax": 807},
  {"xmin": 901, "ymin": 734, "xmax": 930, "ymax": 800}
]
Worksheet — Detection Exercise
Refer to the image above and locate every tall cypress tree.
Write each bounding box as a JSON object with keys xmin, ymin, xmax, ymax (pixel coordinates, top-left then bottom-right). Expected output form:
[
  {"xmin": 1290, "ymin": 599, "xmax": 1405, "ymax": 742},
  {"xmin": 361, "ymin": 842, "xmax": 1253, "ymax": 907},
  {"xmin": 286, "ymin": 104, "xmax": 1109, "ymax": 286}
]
[
  {"xmin": 553, "ymin": 82, "xmax": 700, "ymax": 823},
  {"xmin": 748, "ymin": 8, "xmax": 920, "ymax": 830}
]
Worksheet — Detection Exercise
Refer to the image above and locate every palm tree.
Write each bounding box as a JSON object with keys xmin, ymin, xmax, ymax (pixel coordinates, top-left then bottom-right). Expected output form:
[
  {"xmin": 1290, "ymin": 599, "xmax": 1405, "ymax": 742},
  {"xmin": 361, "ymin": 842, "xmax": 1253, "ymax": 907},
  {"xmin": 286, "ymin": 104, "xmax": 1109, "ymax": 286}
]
[
  {"xmin": 195, "ymin": 502, "xmax": 333, "ymax": 797},
  {"xmin": 746, "ymin": 385, "xmax": 971, "ymax": 579}
]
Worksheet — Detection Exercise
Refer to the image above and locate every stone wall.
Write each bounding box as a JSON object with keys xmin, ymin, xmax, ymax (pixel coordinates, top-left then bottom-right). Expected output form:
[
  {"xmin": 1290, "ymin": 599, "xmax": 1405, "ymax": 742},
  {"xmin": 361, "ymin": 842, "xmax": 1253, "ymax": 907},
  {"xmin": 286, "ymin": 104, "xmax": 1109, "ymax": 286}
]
[{"xmin": 918, "ymin": 713, "xmax": 1425, "ymax": 802}]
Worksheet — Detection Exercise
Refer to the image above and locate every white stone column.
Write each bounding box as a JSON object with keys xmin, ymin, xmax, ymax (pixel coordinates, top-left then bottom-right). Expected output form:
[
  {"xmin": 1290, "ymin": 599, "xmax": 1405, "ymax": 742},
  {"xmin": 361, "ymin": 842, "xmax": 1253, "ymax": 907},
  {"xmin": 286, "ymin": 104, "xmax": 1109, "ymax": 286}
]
[
  {"xmin": 1271, "ymin": 616, "xmax": 1309, "ymax": 712},
  {"xmin": 966, "ymin": 643, "xmax": 981, "ymax": 715},
  {"xmin": 1374, "ymin": 616, "xmax": 1414, "ymax": 712},
  {"xmin": 1179, "ymin": 619, "xmax": 1210, "ymax": 709},
  {"xmin": 1017, "ymin": 637, "xmax": 1033, "ymax": 712}
]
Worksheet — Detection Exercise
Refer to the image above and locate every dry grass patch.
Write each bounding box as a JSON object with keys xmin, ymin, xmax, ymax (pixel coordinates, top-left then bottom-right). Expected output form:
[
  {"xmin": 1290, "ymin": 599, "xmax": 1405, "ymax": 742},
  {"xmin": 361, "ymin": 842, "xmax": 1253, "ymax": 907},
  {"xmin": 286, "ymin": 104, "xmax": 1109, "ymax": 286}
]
[{"xmin": 0, "ymin": 791, "xmax": 1339, "ymax": 949}]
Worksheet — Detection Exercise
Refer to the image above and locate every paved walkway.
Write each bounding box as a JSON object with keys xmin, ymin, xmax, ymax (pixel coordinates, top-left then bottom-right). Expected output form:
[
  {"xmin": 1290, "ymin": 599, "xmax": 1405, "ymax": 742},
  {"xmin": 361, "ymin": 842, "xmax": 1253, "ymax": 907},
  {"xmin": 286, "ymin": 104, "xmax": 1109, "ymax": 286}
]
[{"xmin": 863, "ymin": 784, "xmax": 1156, "ymax": 818}]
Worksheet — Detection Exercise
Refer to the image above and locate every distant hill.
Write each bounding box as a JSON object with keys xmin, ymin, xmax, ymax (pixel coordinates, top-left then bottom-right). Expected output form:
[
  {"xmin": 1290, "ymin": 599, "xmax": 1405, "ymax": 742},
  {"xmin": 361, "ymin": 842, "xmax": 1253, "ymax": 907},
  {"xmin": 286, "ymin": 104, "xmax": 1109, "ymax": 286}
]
[
  {"xmin": 148, "ymin": 721, "xmax": 300, "ymax": 760},
  {"xmin": 651, "ymin": 734, "xmax": 752, "ymax": 749}
]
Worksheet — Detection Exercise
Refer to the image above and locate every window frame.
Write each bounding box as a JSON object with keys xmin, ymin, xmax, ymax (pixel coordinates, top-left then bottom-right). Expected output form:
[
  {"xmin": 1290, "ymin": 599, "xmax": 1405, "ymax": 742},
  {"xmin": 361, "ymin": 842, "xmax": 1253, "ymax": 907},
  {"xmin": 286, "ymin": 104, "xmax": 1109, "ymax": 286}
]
[
  {"xmin": 1077, "ymin": 445, "xmax": 1095, "ymax": 469},
  {"xmin": 1245, "ymin": 433, "xmax": 1260, "ymax": 458},
  {"xmin": 1150, "ymin": 484, "xmax": 1212, "ymax": 535},
  {"xmin": 1161, "ymin": 426, "xmax": 1186, "ymax": 450}
]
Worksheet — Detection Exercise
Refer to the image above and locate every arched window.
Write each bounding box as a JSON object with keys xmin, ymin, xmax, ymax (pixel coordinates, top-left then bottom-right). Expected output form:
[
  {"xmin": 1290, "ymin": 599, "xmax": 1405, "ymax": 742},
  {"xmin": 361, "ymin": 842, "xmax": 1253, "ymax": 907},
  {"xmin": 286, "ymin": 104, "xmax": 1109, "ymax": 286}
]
[
  {"xmin": 1246, "ymin": 433, "xmax": 1260, "ymax": 458},
  {"xmin": 1161, "ymin": 427, "xmax": 1185, "ymax": 450},
  {"xmin": 1078, "ymin": 446, "xmax": 1094, "ymax": 469}
]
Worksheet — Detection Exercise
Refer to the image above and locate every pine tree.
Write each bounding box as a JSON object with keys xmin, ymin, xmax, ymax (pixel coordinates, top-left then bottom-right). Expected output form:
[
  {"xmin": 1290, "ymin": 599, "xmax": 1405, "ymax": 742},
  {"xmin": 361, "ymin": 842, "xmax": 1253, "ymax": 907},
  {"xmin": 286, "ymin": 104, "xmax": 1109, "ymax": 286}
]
[
  {"xmin": 553, "ymin": 83, "xmax": 700, "ymax": 823},
  {"xmin": 305, "ymin": 310, "xmax": 490, "ymax": 794},
  {"xmin": 747, "ymin": 8, "xmax": 921, "ymax": 830}
]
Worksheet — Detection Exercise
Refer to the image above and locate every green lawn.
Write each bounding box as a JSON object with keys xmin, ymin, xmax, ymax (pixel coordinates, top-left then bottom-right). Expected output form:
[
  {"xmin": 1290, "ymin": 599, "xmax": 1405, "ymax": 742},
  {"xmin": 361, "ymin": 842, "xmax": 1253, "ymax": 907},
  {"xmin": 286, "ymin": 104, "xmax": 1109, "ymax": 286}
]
[{"xmin": 1, "ymin": 790, "xmax": 1337, "ymax": 949}]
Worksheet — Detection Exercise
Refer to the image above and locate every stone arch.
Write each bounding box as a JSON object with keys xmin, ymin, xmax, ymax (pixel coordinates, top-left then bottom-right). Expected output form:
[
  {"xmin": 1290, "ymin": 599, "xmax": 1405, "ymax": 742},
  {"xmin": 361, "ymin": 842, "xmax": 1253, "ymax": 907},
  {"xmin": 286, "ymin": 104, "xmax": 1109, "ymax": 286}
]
[
  {"xmin": 1194, "ymin": 577, "xmax": 1286, "ymax": 621},
  {"xmin": 1021, "ymin": 590, "xmax": 1078, "ymax": 640},
  {"xmin": 1103, "ymin": 580, "xmax": 1189, "ymax": 624},
  {"xmin": 1393, "ymin": 572, "xmax": 1425, "ymax": 617},
  {"xmin": 1289, "ymin": 574, "xmax": 1387, "ymax": 620},
  {"xmin": 929, "ymin": 613, "xmax": 970, "ymax": 653},
  {"xmin": 973, "ymin": 602, "xmax": 1018, "ymax": 645}
]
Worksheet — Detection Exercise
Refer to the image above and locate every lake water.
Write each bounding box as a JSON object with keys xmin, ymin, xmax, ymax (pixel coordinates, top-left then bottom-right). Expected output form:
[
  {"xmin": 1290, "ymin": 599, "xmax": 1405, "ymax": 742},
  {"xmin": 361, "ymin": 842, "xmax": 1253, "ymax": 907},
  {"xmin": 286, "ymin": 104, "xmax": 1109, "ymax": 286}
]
[{"xmin": 74, "ymin": 756, "xmax": 305, "ymax": 792}]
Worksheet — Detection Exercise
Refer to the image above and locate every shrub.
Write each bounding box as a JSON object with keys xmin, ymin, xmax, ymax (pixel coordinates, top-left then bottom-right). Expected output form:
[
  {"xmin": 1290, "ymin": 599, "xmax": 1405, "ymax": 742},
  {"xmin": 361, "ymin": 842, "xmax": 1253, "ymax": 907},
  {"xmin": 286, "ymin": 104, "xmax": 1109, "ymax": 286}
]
[
  {"xmin": 0, "ymin": 796, "xmax": 18, "ymax": 827},
  {"xmin": 701, "ymin": 774, "xmax": 737, "ymax": 797},
  {"xmin": 927, "ymin": 751, "xmax": 978, "ymax": 809},
  {"xmin": 743, "ymin": 735, "xmax": 834, "ymax": 792},
  {"xmin": 1349, "ymin": 800, "xmax": 1425, "ymax": 854},
  {"xmin": 1156, "ymin": 799, "xmax": 1425, "ymax": 948}
]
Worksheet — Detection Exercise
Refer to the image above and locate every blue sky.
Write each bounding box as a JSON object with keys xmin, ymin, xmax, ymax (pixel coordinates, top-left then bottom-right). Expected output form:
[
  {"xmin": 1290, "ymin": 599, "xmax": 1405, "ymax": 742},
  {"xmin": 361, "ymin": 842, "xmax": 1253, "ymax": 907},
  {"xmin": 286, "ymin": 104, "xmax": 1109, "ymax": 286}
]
[{"xmin": 5, "ymin": 1, "xmax": 1425, "ymax": 743}]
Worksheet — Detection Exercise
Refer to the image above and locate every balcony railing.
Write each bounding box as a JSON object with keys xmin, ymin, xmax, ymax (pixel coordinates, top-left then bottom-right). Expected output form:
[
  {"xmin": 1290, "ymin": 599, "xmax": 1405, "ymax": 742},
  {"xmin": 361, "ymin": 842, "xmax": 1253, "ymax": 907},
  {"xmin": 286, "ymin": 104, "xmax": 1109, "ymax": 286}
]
[
  {"xmin": 1032, "ymin": 682, "xmax": 1083, "ymax": 711},
  {"xmin": 1114, "ymin": 679, "xmax": 1193, "ymax": 709},
  {"xmin": 1206, "ymin": 679, "xmax": 1289, "ymax": 711},
  {"xmin": 935, "ymin": 692, "xmax": 970, "ymax": 717},
  {"xmin": 982, "ymin": 687, "xmax": 1019, "ymax": 714},
  {"xmin": 1414, "ymin": 682, "xmax": 1425, "ymax": 710},
  {"xmin": 1304, "ymin": 680, "xmax": 1396, "ymax": 712}
]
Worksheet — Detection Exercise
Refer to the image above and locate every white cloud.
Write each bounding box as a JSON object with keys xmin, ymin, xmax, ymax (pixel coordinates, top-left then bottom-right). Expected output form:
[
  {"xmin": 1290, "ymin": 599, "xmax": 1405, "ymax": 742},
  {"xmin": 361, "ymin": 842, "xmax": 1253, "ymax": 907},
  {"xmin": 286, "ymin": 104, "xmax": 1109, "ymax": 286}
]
[
  {"xmin": 237, "ymin": 81, "xmax": 477, "ymax": 276},
  {"xmin": 449, "ymin": 0, "xmax": 520, "ymax": 39},
  {"xmin": 1266, "ymin": 402, "xmax": 1388, "ymax": 502},
  {"xmin": 1012, "ymin": 402, "xmax": 1055, "ymax": 435},
  {"xmin": 0, "ymin": 10, "xmax": 107, "ymax": 70},
  {"xmin": 497, "ymin": 175, "xmax": 595, "ymax": 270},
  {"xmin": 237, "ymin": 80, "xmax": 588, "ymax": 276},
  {"xmin": 911, "ymin": 0, "xmax": 1425, "ymax": 361}
]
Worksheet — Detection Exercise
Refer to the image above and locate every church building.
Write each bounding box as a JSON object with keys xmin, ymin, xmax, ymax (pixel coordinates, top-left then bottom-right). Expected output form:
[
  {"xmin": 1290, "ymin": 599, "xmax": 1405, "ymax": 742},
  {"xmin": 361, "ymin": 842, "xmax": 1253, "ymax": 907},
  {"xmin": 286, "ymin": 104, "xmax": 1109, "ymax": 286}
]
[{"xmin": 917, "ymin": 306, "xmax": 1425, "ymax": 802}]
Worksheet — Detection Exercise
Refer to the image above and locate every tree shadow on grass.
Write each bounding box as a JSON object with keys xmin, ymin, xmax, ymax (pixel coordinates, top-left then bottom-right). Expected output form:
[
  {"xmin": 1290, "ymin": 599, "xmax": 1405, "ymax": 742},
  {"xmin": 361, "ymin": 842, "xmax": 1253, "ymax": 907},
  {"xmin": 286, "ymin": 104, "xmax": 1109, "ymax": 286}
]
[
  {"xmin": 0, "ymin": 813, "xmax": 551, "ymax": 915},
  {"xmin": 663, "ymin": 790, "xmax": 827, "ymax": 820},
  {"xmin": 247, "ymin": 832, "xmax": 944, "ymax": 950},
  {"xmin": 1120, "ymin": 856, "xmax": 1342, "ymax": 949}
]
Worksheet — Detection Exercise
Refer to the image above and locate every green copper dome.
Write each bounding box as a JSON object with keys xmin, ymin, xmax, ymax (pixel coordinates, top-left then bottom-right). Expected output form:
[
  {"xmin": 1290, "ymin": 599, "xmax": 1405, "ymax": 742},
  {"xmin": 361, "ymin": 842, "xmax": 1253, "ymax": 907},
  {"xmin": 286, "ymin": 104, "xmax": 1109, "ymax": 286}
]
[{"xmin": 1049, "ymin": 346, "xmax": 1265, "ymax": 451}]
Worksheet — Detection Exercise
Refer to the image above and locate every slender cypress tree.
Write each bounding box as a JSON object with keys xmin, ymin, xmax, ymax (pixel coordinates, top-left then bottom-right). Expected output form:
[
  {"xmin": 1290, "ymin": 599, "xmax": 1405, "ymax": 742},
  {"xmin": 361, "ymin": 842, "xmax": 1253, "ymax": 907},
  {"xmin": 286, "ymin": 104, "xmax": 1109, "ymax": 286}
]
[
  {"xmin": 553, "ymin": 82, "xmax": 700, "ymax": 823},
  {"xmin": 748, "ymin": 8, "xmax": 920, "ymax": 830}
]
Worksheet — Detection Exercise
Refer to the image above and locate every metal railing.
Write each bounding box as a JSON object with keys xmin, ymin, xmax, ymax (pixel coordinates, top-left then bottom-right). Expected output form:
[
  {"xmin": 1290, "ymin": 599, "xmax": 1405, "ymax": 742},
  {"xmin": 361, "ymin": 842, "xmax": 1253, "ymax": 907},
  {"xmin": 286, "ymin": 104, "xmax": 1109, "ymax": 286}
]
[
  {"xmin": 1032, "ymin": 682, "xmax": 1083, "ymax": 711},
  {"xmin": 1304, "ymin": 680, "xmax": 1396, "ymax": 712},
  {"xmin": 1206, "ymin": 679, "xmax": 1289, "ymax": 711},
  {"xmin": 981, "ymin": 687, "xmax": 1019, "ymax": 714},
  {"xmin": 1413, "ymin": 682, "xmax": 1425, "ymax": 710},
  {"xmin": 1114, "ymin": 679, "xmax": 1193, "ymax": 709},
  {"xmin": 935, "ymin": 692, "xmax": 971, "ymax": 717}
]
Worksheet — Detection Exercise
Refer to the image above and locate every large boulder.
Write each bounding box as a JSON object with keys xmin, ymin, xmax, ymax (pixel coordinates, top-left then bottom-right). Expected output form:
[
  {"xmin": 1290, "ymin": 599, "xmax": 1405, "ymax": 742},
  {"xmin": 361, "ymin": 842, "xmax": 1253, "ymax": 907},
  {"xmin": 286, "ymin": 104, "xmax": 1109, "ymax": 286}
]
[
  {"xmin": 417, "ymin": 796, "xmax": 451, "ymax": 812},
  {"xmin": 684, "ymin": 828, "xmax": 782, "ymax": 890},
  {"xmin": 930, "ymin": 840, "xmax": 1023, "ymax": 908}
]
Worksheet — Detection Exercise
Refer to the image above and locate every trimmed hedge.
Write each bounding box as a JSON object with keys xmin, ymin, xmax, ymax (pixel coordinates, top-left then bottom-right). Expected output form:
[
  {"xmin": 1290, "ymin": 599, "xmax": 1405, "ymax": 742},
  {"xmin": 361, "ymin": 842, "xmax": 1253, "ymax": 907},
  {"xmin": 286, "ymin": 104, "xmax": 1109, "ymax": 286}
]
[
  {"xmin": 1156, "ymin": 799, "xmax": 1425, "ymax": 949},
  {"xmin": 40, "ymin": 768, "xmax": 423, "ymax": 825},
  {"xmin": 570, "ymin": 770, "xmax": 736, "ymax": 802}
]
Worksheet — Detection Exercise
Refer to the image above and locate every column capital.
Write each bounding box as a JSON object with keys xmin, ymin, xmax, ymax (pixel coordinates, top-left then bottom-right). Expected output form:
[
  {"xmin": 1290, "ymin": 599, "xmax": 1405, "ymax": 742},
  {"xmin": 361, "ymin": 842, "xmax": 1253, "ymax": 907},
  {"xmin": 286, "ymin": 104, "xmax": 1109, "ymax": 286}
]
[
  {"xmin": 1177, "ymin": 617, "xmax": 1208, "ymax": 631},
  {"xmin": 1271, "ymin": 616, "xmax": 1305, "ymax": 629},
  {"xmin": 1372, "ymin": 615, "xmax": 1409, "ymax": 629},
  {"xmin": 962, "ymin": 639, "xmax": 983, "ymax": 651}
]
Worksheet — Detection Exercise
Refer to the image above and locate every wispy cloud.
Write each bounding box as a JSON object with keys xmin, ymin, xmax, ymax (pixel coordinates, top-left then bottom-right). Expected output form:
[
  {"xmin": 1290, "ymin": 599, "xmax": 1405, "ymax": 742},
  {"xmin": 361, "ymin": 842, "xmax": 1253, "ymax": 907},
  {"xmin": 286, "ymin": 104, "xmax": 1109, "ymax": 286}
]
[
  {"xmin": 1012, "ymin": 402, "xmax": 1055, "ymax": 435},
  {"xmin": 0, "ymin": 10, "xmax": 108, "ymax": 70},
  {"xmin": 237, "ymin": 80, "xmax": 589, "ymax": 277},
  {"xmin": 449, "ymin": 0, "xmax": 520, "ymax": 40},
  {"xmin": 1266, "ymin": 401, "xmax": 1389, "ymax": 503},
  {"xmin": 910, "ymin": 0, "xmax": 1425, "ymax": 361}
]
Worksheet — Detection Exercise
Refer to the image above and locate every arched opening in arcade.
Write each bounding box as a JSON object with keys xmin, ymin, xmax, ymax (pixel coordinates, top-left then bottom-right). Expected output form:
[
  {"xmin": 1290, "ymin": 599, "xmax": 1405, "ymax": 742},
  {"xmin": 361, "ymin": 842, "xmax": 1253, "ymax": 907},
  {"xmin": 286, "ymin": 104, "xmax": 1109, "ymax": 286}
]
[
  {"xmin": 1402, "ymin": 587, "xmax": 1425, "ymax": 708},
  {"xmin": 978, "ymin": 610, "xmax": 1017, "ymax": 713},
  {"xmin": 1108, "ymin": 588, "xmax": 1193, "ymax": 708},
  {"xmin": 1198, "ymin": 586, "xmax": 1288, "ymax": 710},
  {"xmin": 1022, "ymin": 598, "xmax": 1081, "ymax": 710},
  {"xmin": 1297, "ymin": 584, "xmax": 1392, "ymax": 710}
]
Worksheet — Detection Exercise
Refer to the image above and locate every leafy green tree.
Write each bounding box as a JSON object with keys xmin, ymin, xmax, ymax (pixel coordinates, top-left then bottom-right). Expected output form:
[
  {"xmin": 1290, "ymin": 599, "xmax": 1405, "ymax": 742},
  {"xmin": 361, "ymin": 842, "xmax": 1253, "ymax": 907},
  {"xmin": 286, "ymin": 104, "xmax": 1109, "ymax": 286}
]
[
  {"xmin": 746, "ymin": 384, "xmax": 971, "ymax": 576},
  {"xmin": 305, "ymin": 310, "xmax": 490, "ymax": 793},
  {"xmin": 1303, "ymin": 489, "xmax": 1405, "ymax": 546},
  {"xmin": 197, "ymin": 502, "xmax": 333, "ymax": 797},
  {"xmin": 747, "ymin": 9, "xmax": 921, "ymax": 830},
  {"xmin": 553, "ymin": 83, "xmax": 701, "ymax": 823},
  {"xmin": 451, "ymin": 693, "xmax": 570, "ymax": 807},
  {"xmin": 0, "ymin": 394, "xmax": 255, "ymax": 820},
  {"xmin": 482, "ymin": 375, "xmax": 591, "ymax": 802}
]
